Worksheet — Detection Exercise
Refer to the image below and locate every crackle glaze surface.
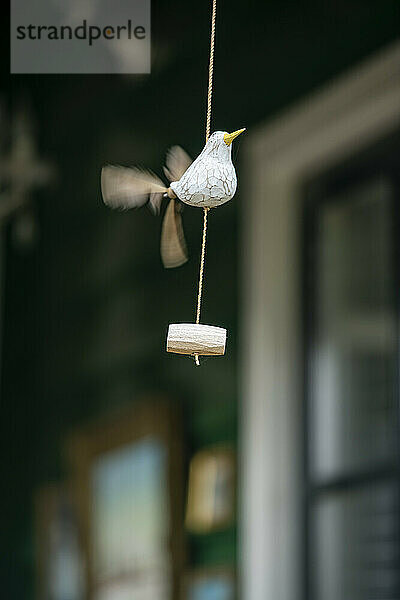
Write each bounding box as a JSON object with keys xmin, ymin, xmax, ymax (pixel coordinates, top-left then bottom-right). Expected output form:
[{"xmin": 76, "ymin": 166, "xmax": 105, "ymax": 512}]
[{"xmin": 170, "ymin": 131, "xmax": 237, "ymax": 208}]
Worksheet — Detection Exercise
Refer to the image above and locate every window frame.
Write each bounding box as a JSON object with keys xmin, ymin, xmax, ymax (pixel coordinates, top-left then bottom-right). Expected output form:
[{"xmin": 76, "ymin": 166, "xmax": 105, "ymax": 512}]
[
  {"xmin": 241, "ymin": 42, "xmax": 400, "ymax": 600},
  {"xmin": 302, "ymin": 135, "xmax": 400, "ymax": 600}
]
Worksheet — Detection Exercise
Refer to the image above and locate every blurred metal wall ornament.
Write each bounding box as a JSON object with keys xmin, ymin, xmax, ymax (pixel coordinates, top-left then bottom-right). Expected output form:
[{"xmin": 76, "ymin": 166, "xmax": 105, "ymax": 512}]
[
  {"xmin": 100, "ymin": 0, "xmax": 244, "ymax": 365},
  {"xmin": 0, "ymin": 103, "xmax": 55, "ymax": 222},
  {"xmin": 185, "ymin": 446, "xmax": 235, "ymax": 534},
  {"xmin": 0, "ymin": 102, "xmax": 55, "ymax": 400}
]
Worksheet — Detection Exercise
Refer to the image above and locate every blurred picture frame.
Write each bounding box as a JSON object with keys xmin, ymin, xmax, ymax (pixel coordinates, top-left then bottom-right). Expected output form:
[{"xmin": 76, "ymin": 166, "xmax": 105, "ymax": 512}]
[
  {"xmin": 184, "ymin": 568, "xmax": 235, "ymax": 600},
  {"xmin": 65, "ymin": 398, "xmax": 184, "ymax": 600},
  {"xmin": 35, "ymin": 483, "xmax": 85, "ymax": 600},
  {"xmin": 185, "ymin": 446, "xmax": 235, "ymax": 534}
]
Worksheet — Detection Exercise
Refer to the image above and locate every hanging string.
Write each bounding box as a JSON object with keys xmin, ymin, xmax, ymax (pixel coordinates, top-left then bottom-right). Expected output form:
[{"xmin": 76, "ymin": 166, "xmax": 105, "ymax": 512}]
[
  {"xmin": 194, "ymin": 0, "xmax": 217, "ymax": 367},
  {"xmin": 195, "ymin": 206, "xmax": 209, "ymax": 327},
  {"xmin": 205, "ymin": 0, "xmax": 217, "ymax": 143}
]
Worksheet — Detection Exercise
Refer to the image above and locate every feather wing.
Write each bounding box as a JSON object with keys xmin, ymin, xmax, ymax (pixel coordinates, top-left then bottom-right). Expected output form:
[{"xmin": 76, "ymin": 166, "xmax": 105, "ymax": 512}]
[
  {"xmin": 163, "ymin": 146, "xmax": 192, "ymax": 182},
  {"xmin": 101, "ymin": 165, "xmax": 167, "ymax": 214},
  {"xmin": 160, "ymin": 199, "xmax": 188, "ymax": 268}
]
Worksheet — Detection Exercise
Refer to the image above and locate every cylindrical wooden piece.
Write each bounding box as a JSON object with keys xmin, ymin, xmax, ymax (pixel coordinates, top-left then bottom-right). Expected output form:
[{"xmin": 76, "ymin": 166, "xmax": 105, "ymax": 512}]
[{"xmin": 167, "ymin": 323, "xmax": 227, "ymax": 356}]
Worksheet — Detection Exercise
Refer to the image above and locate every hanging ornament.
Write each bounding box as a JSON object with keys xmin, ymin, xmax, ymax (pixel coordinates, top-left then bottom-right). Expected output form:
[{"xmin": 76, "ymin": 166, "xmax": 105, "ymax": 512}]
[{"xmin": 101, "ymin": 0, "xmax": 244, "ymax": 365}]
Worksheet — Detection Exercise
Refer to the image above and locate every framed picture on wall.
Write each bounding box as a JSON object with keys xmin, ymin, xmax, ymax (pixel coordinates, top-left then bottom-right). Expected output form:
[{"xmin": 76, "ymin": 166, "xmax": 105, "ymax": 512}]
[
  {"xmin": 35, "ymin": 483, "xmax": 86, "ymax": 600},
  {"xmin": 66, "ymin": 398, "xmax": 184, "ymax": 600},
  {"xmin": 185, "ymin": 446, "xmax": 235, "ymax": 533},
  {"xmin": 184, "ymin": 568, "xmax": 235, "ymax": 600}
]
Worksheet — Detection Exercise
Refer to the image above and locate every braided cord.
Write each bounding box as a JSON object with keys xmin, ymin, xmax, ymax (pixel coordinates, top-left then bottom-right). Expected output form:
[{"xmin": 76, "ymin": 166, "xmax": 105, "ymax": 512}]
[
  {"xmin": 205, "ymin": 0, "xmax": 216, "ymax": 143},
  {"xmin": 194, "ymin": 0, "xmax": 217, "ymax": 366}
]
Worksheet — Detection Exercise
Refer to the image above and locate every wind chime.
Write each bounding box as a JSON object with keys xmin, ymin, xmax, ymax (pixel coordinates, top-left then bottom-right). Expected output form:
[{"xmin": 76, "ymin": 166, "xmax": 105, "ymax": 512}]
[{"xmin": 101, "ymin": 0, "xmax": 244, "ymax": 365}]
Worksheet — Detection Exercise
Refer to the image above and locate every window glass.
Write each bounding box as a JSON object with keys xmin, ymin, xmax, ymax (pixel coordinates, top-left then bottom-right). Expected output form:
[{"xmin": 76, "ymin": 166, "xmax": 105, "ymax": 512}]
[{"xmin": 309, "ymin": 179, "xmax": 397, "ymax": 481}]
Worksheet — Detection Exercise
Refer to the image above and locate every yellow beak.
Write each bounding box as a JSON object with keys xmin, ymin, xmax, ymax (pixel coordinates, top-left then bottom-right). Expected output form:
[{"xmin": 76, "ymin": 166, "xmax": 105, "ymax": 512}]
[{"xmin": 224, "ymin": 128, "xmax": 246, "ymax": 146}]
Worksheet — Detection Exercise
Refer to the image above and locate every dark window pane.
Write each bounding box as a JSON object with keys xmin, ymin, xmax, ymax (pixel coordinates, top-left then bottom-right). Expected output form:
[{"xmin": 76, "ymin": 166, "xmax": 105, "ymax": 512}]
[
  {"xmin": 308, "ymin": 178, "xmax": 397, "ymax": 481},
  {"xmin": 311, "ymin": 482, "xmax": 400, "ymax": 600}
]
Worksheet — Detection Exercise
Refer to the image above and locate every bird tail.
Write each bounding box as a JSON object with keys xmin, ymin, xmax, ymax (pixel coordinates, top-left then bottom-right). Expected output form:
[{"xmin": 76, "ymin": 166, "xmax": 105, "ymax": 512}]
[
  {"xmin": 101, "ymin": 165, "xmax": 167, "ymax": 214},
  {"xmin": 160, "ymin": 199, "xmax": 188, "ymax": 268}
]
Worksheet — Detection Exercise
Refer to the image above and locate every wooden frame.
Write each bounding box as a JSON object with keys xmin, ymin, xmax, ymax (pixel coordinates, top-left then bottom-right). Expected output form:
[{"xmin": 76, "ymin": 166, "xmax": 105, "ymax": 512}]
[{"xmin": 65, "ymin": 397, "xmax": 184, "ymax": 600}]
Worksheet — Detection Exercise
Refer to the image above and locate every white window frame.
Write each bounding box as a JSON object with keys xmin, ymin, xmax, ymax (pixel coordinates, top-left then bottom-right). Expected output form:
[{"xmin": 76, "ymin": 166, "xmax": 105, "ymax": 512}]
[{"xmin": 240, "ymin": 41, "xmax": 400, "ymax": 600}]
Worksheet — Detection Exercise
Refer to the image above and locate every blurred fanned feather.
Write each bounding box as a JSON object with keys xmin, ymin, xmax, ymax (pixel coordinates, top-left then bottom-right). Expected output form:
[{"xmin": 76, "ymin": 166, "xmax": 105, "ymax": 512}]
[
  {"xmin": 161, "ymin": 200, "xmax": 188, "ymax": 268},
  {"xmin": 101, "ymin": 165, "xmax": 167, "ymax": 214},
  {"xmin": 160, "ymin": 146, "xmax": 192, "ymax": 267},
  {"xmin": 101, "ymin": 146, "xmax": 192, "ymax": 268},
  {"xmin": 163, "ymin": 146, "xmax": 192, "ymax": 182}
]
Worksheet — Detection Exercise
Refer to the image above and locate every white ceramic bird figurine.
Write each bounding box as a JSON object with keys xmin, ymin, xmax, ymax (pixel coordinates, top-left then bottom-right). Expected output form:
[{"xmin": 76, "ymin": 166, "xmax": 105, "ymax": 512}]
[{"xmin": 101, "ymin": 128, "xmax": 245, "ymax": 268}]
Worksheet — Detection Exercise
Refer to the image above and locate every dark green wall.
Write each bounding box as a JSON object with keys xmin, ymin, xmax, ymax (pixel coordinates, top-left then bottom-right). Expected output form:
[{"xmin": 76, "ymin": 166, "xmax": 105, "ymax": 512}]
[{"xmin": 1, "ymin": 1, "xmax": 399, "ymax": 597}]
